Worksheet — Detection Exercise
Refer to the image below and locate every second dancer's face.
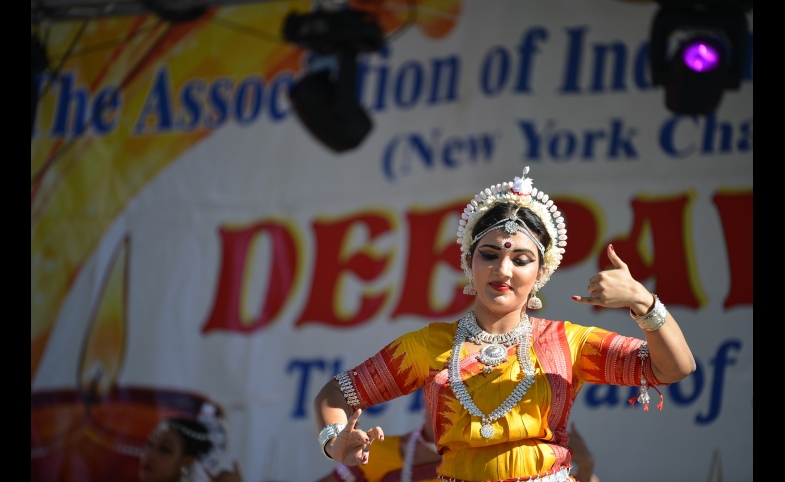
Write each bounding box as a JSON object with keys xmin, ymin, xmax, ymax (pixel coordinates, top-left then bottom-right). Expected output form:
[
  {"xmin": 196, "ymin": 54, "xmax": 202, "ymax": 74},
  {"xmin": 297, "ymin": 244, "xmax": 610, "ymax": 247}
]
[
  {"xmin": 138, "ymin": 427, "xmax": 192, "ymax": 482},
  {"xmin": 471, "ymin": 229, "xmax": 543, "ymax": 315}
]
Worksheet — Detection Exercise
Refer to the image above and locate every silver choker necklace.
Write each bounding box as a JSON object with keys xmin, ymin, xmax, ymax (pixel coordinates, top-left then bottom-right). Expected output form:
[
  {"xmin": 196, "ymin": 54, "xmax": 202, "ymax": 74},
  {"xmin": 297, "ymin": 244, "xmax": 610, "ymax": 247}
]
[
  {"xmin": 463, "ymin": 310, "xmax": 529, "ymax": 346},
  {"xmin": 448, "ymin": 311, "xmax": 535, "ymax": 439}
]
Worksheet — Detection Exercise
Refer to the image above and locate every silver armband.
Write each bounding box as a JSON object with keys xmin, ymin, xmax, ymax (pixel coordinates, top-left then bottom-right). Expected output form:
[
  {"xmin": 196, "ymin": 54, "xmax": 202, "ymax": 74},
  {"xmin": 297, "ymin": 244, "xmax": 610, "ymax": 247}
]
[
  {"xmin": 335, "ymin": 371, "xmax": 360, "ymax": 409},
  {"xmin": 630, "ymin": 294, "xmax": 667, "ymax": 331},
  {"xmin": 318, "ymin": 423, "xmax": 345, "ymax": 460}
]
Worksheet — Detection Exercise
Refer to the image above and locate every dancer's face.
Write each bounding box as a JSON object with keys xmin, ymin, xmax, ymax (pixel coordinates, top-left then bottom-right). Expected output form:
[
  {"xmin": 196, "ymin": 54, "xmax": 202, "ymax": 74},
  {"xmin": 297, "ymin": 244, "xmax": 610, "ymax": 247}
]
[
  {"xmin": 471, "ymin": 229, "xmax": 543, "ymax": 315},
  {"xmin": 139, "ymin": 427, "xmax": 194, "ymax": 482}
]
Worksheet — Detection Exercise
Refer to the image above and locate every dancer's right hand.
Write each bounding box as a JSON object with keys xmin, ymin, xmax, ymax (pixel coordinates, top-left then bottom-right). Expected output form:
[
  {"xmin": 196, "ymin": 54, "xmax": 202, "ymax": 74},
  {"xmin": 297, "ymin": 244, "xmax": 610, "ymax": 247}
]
[{"xmin": 327, "ymin": 409, "xmax": 385, "ymax": 466}]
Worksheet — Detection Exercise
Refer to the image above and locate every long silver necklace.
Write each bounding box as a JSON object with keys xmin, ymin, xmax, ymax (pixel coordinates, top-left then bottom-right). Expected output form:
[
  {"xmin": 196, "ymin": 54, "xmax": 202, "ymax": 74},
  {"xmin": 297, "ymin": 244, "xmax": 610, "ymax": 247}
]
[{"xmin": 448, "ymin": 311, "xmax": 535, "ymax": 439}]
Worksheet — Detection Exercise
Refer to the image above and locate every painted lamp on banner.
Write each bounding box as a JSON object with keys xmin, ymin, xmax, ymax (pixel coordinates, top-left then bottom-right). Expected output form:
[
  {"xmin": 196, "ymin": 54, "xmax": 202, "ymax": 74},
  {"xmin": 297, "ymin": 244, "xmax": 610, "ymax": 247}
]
[
  {"xmin": 30, "ymin": 236, "xmax": 224, "ymax": 482},
  {"xmin": 649, "ymin": 0, "xmax": 751, "ymax": 115}
]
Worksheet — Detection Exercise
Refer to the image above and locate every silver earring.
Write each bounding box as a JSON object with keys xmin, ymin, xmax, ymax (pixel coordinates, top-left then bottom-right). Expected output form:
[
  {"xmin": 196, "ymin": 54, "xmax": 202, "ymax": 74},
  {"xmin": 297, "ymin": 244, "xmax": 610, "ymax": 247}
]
[
  {"xmin": 181, "ymin": 466, "xmax": 190, "ymax": 482},
  {"xmin": 463, "ymin": 280, "xmax": 477, "ymax": 295},
  {"xmin": 528, "ymin": 290, "xmax": 542, "ymax": 310},
  {"xmin": 463, "ymin": 268, "xmax": 477, "ymax": 295}
]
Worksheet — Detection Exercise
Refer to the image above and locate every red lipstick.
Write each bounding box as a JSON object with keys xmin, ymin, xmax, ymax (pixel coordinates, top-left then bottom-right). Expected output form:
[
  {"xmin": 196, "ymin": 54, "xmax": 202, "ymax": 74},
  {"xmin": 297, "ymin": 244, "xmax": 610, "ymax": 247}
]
[{"xmin": 490, "ymin": 282, "xmax": 511, "ymax": 292}]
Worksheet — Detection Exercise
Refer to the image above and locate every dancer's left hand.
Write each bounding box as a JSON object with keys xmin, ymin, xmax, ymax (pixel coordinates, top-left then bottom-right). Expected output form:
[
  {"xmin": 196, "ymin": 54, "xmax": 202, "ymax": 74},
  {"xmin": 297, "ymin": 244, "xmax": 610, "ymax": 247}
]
[{"xmin": 571, "ymin": 244, "xmax": 653, "ymax": 313}]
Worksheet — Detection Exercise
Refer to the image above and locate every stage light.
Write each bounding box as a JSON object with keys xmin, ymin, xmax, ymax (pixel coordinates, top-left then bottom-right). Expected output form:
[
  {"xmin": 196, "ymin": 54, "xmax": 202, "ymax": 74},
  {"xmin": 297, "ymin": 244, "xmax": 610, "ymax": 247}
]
[
  {"xmin": 283, "ymin": 5, "xmax": 384, "ymax": 153},
  {"xmin": 649, "ymin": 0, "xmax": 751, "ymax": 115},
  {"xmin": 682, "ymin": 39, "xmax": 721, "ymax": 72},
  {"xmin": 664, "ymin": 35, "xmax": 728, "ymax": 115}
]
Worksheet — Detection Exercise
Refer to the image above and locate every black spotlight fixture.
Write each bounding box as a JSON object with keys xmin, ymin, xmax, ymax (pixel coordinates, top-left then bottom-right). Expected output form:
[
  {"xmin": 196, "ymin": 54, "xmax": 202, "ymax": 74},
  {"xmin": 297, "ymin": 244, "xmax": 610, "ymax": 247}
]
[
  {"xmin": 283, "ymin": 5, "xmax": 385, "ymax": 153},
  {"xmin": 649, "ymin": 0, "xmax": 751, "ymax": 115}
]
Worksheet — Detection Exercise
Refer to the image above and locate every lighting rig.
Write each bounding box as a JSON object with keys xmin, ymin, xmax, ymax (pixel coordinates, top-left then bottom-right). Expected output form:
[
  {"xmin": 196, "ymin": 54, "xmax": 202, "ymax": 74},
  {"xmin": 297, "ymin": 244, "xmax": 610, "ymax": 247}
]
[
  {"xmin": 283, "ymin": 2, "xmax": 385, "ymax": 153},
  {"xmin": 649, "ymin": 0, "xmax": 752, "ymax": 115}
]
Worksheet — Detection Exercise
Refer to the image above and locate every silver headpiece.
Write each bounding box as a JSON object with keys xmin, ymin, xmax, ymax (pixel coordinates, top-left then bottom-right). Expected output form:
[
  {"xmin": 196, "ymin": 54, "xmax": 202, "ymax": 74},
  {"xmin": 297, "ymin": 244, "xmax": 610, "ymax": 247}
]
[
  {"xmin": 469, "ymin": 212, "xmax": 546, "ymax": 256},
  {"xmin": 457, "ymin": 167, "xmax": 567, "ymax": 297}
]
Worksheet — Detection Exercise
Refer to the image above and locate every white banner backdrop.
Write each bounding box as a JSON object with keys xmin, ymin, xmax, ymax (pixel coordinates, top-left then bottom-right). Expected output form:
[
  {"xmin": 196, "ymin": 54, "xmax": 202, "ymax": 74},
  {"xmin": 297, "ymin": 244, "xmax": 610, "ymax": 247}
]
[{"xmin": 32, "ymin": 1, "xmax": 752, "ymax": 481}]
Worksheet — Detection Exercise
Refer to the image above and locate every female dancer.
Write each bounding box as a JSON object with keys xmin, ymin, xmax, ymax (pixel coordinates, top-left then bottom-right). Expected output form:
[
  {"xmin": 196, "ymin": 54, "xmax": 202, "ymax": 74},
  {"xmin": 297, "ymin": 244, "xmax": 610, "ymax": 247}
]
[
  {"xmin": 139, "ymin": 408, "xmax": 241, "ymax": 482},
  {"xmin": 313, "ymin": 167, "xmax": 694, "ymax": 481}
]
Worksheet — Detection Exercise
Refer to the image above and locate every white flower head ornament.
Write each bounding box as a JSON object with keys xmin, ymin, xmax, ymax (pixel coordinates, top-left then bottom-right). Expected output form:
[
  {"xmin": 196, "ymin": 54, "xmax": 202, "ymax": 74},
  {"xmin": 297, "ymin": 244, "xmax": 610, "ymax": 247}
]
[
  {"xmin": 457, "ymin": 166, "xmax": 567, "ymax": 307},
  {"xmin": 194, "ymin": 403, "xmax": 227, "ymax": 480}
]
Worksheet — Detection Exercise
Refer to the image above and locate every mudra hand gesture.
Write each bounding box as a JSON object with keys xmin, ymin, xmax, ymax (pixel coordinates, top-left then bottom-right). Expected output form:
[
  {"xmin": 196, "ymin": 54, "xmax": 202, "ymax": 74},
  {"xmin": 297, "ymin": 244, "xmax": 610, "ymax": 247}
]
[
  {"xmin": 328, "ymin": 409, "xmax": 385, "ymax": 465},
  {"xmin": 572, "ymin": 244, "xmax": 654, "ymax": 315}
]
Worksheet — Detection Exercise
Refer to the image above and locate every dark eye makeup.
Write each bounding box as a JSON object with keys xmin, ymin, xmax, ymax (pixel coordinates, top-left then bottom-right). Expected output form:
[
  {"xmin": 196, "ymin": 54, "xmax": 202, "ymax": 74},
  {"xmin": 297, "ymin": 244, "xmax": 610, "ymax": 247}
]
[{"xmin": 479, "ymin": 250, "xmax": 535, "ymax": 266}]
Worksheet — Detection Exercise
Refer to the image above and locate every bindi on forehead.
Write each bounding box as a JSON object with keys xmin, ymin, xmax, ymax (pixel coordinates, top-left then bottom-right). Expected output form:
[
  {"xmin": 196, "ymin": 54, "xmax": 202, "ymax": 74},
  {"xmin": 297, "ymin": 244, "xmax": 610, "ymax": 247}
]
[{"xmin": 480, "ymin": 231, "xmax": 537, "ymax": 249}]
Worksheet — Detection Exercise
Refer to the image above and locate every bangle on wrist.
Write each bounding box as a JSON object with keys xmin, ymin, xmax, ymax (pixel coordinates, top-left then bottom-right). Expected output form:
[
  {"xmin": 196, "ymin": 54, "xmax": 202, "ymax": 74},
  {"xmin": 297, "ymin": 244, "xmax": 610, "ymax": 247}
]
[
  {"xmin": 630, "ymin": 294, "xmax": 667, "ymax": 331},
  {"xmin": 318, "ymin": 423, "xmax": 345, "ymax": 460}
]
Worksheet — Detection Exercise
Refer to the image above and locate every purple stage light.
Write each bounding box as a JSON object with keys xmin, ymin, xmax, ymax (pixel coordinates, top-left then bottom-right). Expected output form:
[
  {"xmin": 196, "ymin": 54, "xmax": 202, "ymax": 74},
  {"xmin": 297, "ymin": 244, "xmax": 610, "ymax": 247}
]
[{"xmin": 682, "ymin": 40, "xmax": 720, "ymax": 72}]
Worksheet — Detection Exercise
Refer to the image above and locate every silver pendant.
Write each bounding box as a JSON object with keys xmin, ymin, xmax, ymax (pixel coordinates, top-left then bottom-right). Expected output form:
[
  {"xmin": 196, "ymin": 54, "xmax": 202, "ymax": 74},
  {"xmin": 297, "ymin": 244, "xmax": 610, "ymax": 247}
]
[
  {"xmin": 480, "ymin": 423, "xmax": 495, "ymax": 438},
  {"xmin": 476, "ymin": 343, "xmax": 508, "ymax": 367}
]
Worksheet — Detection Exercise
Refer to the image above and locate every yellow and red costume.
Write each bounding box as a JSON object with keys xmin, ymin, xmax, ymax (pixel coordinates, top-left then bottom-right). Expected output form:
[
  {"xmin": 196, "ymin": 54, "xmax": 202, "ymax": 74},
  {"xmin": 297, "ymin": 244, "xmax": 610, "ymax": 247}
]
[{"xmin": 338, "ymin": 317, "xmax": 662, "ymax": 482}]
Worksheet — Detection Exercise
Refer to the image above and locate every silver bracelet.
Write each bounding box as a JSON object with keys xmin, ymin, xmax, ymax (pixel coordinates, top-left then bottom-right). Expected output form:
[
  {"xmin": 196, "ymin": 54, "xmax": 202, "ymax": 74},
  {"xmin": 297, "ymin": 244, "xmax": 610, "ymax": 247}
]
[
  {"xmin": 630, "ymin": 294, "xmax": 667, "ymax": 331},
  {"xmin": 318, "ymin": 423, "xmax": 345, "ymax": 460}
]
